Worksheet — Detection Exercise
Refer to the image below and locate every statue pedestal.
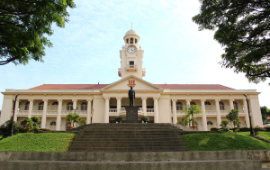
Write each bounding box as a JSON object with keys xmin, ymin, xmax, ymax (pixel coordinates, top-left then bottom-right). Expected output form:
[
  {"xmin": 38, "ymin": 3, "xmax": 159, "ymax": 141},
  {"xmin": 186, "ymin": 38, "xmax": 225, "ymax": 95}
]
[{"xmin": 125, "ymin": 106, "xmax": 139, "ymax": 123}]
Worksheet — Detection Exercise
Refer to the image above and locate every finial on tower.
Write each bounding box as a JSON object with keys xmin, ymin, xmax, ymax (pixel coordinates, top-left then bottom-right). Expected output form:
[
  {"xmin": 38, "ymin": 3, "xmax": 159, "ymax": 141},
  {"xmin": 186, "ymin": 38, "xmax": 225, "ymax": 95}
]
[{"xmin": 131, "ymin": 22, "xmax": 133, "ymax": 30}]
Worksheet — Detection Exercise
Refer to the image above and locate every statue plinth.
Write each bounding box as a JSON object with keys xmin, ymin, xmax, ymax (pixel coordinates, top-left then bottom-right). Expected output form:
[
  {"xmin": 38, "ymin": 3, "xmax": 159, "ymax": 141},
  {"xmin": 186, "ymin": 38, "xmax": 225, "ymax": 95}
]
[{"xmin": 125, "ymin": 106, "xmax": 139, "ymax": 123}]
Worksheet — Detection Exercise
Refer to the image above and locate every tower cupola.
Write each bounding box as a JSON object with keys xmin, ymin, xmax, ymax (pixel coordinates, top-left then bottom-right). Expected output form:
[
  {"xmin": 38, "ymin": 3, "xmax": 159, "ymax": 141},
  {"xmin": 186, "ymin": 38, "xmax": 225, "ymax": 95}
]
[{"xmin": 123, "ymin": 29, "xmax": 140, "ymax": 46}]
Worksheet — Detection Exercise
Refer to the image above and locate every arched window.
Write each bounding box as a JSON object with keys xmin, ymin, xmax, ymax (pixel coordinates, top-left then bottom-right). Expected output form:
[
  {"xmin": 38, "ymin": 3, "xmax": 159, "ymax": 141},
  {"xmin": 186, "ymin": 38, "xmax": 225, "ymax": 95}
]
[
  {"xmin": 135, "ymin": 39, "xmax": 138, "ymax": 44},
  {"xmin": 126, "ymin": 38, "xmax": 129, "ymax": 44},
  {"xmin": 219, "ymin": 102, "xmax": 225, "ymax": 110},
  {"xmin": 81, "ymin": 102, "xmax": 87, "ymax": 111},
  {"xmin": 24, "ymin": 101, "xmax": 29, "ymax": 110},
  {"xmin": 67, "ymin": 102, "xmax": 73, "ymax": 111},
  {"xmin": 233, "ymin": 101, "xmax": 238, "ymax": 110},
  {"xmin": 52, "ymin": 102, "xmax": 58, "ymax": 105},
  {"xmin": 38, "ymin": 102, "xmax": 44, "ymax": 110},
  {"xmin": 207, "ymin": 121, "xmax": 213, "ymax": 125},
  {"xmin": 176, "ymin": 102, "xmax": 183, "ymax": 110},
  {"xmin": 205, "ymin": 101, "xmax": 211, "ymax": 105},
  {"xmin": 50, "ymin": 121, "xmax": 56, "ymax": 126},
  {"xmin": 130, "ymin": 38, "xmax": 133, "ymax": 44},
  {"xmin": 190, "ymin": 102, "xmax": 196, "ymax": 105}
]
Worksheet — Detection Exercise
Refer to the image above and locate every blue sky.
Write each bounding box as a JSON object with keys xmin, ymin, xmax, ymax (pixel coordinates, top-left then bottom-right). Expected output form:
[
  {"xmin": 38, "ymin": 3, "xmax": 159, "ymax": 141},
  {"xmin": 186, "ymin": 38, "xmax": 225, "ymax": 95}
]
[{"xmin": 0, "ymin": 0, "xmax": 269, "ymax": 109}]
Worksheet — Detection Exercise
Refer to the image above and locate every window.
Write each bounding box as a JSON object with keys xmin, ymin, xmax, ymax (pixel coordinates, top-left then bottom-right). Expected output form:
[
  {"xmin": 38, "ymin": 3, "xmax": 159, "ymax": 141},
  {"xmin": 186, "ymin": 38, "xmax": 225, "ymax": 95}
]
[
  {"xmin": 24, "ymin": 101, "xmax": 29, "ymax": 110},
  {"xmin": 205, "ymin": 101, "xmax": 211, "ymax": 105},
  {"xmin": 130, "ymin": 38, "xmax": 133, "ymax": 44},
  {"xmin": 67, "ymin": 102, "xmax": 73, "ymax": 111},
  {"xmin": 50, "ymin": 121, "xmax": 56, "ymax": 126},
  {"xmin": 126, "ymin": 38, "xmax": 129, "ymax": 44},
  {"xmin": 38, "ymin": 102, "xmax": 44, "ymax": 110},
  {"xmin": 233, "ymin": 101, "xmax": 238, "ymax": 110},
  {"xmin": 129, "ymin": 61, "xmax": 134, "ymax": 65},
  {"xmin": 190, "ymin": 102, "xmax": 196, "ymax": 105},
  {"xmin": 207, "ymin": 121, "xmax": 213, "ymax": 125},
  {"xmin": 176, "ymin": 102, "xmax": 183, "ymax": 110},
  {"xmin": 135, "ymin": 39, "xmax": 138, "ymax": 44},
  {"xmin": 81, "ymin": 102, "xmax": 87, "ymax": 111},
  {"xmin": 52, "ymin": 102, "xmax": 58, "ymax": 105},
  {"xmin": 219, "ymin": 102, "xmax": 225, "ymax": 110}
]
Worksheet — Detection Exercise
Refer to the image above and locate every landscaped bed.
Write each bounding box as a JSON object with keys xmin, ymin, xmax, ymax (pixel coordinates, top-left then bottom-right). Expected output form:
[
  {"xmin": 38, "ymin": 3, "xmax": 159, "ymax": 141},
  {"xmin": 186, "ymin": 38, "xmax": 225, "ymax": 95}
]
[
  {"xmin": 0, "ymin": 133, "xmax": 76, "ymax": 152},
  {"xmin": 181, "ymin": 132, "xmax": 270, "ymax": 151}
]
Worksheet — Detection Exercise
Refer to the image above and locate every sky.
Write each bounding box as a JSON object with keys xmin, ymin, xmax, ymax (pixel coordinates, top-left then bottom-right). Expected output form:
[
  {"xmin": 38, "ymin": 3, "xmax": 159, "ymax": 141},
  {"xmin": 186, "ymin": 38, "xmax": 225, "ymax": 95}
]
[{"xmin": 0, "ymin": 0, "xmax": 269, "ymax": 109}]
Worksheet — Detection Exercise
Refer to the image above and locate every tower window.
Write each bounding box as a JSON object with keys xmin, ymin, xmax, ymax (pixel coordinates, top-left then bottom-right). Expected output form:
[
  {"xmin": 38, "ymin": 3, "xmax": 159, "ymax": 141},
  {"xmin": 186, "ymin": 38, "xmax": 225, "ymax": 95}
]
[
  {"xmin": 135, "ymin": 39, "xmax": 138, "ymax": 44},
  {"xmin": 126, "ymin": 38, "xmax": 129, "ymax": 44},
  {"xmin": 129, "ymin": 61, "xmax": 134, "ymax": 65},
  {"xmin": 130, "ymin": 38, "xmax": 133, "ymax": 44}
]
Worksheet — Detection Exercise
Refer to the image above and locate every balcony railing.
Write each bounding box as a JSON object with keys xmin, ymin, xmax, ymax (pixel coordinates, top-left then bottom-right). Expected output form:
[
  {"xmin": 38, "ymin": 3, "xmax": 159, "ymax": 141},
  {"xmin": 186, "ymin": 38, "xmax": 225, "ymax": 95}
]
[
  {"xmin": 147, "ymin": 108, "xmax": 154, "ymax": 112},
  {"xmin": 18, "ymin": 110, "xmax": 28, "ymax": 114},
  {"xmin": 47, "ymin": 110, "xmax": 58, "ymax": 114},
  {"xmin": 205, "ymin": 110, "xmax": 217, "ymax": 114},
  {"xmin": 126, "ymin": 65, "xmax": 137, "ymax": 71},
  {"xmin": 109, "ymin": 108, "xmax": 117, "ymax": 113},
  {"xmin": 32, "ymin": 110, "xmax": 43, "ymax": 115}
]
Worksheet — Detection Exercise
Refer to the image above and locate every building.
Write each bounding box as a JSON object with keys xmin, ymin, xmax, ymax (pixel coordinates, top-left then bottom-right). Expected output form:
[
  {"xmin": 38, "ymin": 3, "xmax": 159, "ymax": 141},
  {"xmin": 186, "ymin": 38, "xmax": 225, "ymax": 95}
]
[{"xmin": 0, "ymin": 29, "xmax": 263, "ymax": 131}]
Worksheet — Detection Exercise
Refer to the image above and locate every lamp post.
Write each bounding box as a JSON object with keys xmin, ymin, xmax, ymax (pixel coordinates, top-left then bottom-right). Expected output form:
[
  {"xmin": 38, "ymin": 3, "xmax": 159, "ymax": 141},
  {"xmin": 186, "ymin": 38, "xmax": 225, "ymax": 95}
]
[
  {"xmin": 243, "ymin": 94, "xmax": 254, "ymax": 136},
  {"xmin": 11, "ymin": 94, "xmax": 19, "ymax": 136}
]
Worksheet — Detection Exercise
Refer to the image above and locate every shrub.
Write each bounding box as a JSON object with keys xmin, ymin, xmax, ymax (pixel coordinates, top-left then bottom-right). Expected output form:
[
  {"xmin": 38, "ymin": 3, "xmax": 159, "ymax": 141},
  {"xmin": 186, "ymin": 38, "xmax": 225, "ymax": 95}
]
[
  {"xmin": 220, "ymin": 119, "xmax": 229, "ymax": 127},
  {"xmin": 20, "ymin": 117, "xmax": 33, "ymax": 132},
  {"xmin": 239, "ymin": 127, "xmax": 250, "ymax": 132},
  {"xmin": 115, "ymin": 115, "xmax": 123, "ymax": 122},
  {"xmin": 210, "ymin": 127, "xmax": 219, "ymax": 131},
  {"xmin": 264, "ymin": 126, "xmax": 270, "ymax": 132},
  {"xmin": 218, "ymin": 127, "xmax": 232, "ymax": 132},
  {"xmin": 39, "ymin": 128, "xmax": 51, "ymax": 131},
  {"xmin": 0, "ymin": 117, "xmax": 19, "ymax": 137},
  {"xmin": 141, "ymin": 116, "xmax": 149, "ymax": 123},
  {"xmin": 254, "ymin": 126, "xmax": 263, "ymax": 132}
]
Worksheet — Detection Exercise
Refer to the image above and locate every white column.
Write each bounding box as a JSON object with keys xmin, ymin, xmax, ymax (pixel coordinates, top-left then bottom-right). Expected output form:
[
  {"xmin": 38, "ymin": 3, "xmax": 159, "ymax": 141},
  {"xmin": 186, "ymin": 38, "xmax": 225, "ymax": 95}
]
[
  {"xmin": 72, "ymin": 99, "xmax": 77, "ymax": 112},
  {"xmin": 87, "ymin": 99, "xmax": 92, "ymax": 124},
  {"xmin": 13, "ymin": 100, "xmax": 19, "ymax": 122},
  {"xmin": 142, "ymin": 97, "xmax": 147, "ymax": 116},
  {"xmin": 215, "ymin": 99, "xmax": 221, "ymax": 128},
  {"xmin": 186, "ymin": 99, "xmax": 191, "ymax": 108},
  {"xmin": 154, "ymin": 97, "xmax": 159, "ymax": 123},
  {"xmin": 41, "ymin": 100, "xmax": 48, "ymax": 128},
  {"xmin": 201, "ymin": 99, "xmax": 207, "ymax": 131},
  {"xmin": 116, "ymin": 97, "xmax": 122, "ymax": 116},
  {"xmin": 172, "ymin": 99, "xmax": 177, "ymax": 124},
  {"xmin": 28, "ymin": 99, "xmax": 33, "ymax": 118},
  {"xmin": 56, "ymin": 99, "xmax": 62, "ymax": 131},
  {"xmin": 104, "ymin": 97, "xmax": 110, "ymax": 123},
  {"xmin": 243, "ymin": 99, "xmax": 250, "ymax": 127},
  {"xmin": 229, "ymin": 99, "xmax": 234, "ymax": 110}
]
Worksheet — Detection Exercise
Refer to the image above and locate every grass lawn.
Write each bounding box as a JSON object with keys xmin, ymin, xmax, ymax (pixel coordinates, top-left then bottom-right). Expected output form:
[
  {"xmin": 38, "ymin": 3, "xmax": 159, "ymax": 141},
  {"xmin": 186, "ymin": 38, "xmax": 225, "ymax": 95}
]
[
  {"xmin": 238, "ymin": 131, "xmax": 270, "ymax": 140},
  {"xmin": 0, "ymin": 133, "xmax": 76, "ymax": 152},
  {"xmin": 181, "ymin": 132, "xmax": 270, "ymax": 151}
]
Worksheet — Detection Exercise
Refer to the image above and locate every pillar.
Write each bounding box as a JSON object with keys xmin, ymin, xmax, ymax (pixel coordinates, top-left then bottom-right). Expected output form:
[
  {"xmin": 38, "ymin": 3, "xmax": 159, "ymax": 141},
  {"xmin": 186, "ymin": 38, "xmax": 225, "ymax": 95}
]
[
  {"xmin": 186, "ymin": 99, "xmax": 191, "ymax": 108},
  {"xmin": 154, "ymin": 97, "xmax": 159, "ymax": 123},
  {"xmin": 229, "ymin": 99, "xmax": 234, "ymax": 110},
  {"xmin": 116, "ymin": 97, "xmax": 122, "ymax": 117},
  {"xmin": 72, "ymin": 99, "xmax": 77, "ymax": 112},
  {"xmin": 13, "ymin": 100, "xmax": 19, "ymax": 122},
  {"xmin": 56, "ymin": 99, "xmax": 62, "ymax": 131},
  {"xmin": 104, "ymin": 97, "xmax": 109, "ymax": 123},
  {"xmin": 215, "ymin": 99, "xmax": 221, "ymax": 128},
  {"xmin": 87, "ymin": 99, "xmax": 92, "ymax": 124},
  {"xmin": 142, "ymin": 97, "xmax": 147, "ymax": 116},
  {"xmin": 41, "ymin": 99, "xmax": 48, "ymax": 128},
  {"xmin": 28, "ymin": 99, "xmax": 33, "ymax": 118},
  {"xmin": 243, "ymin": 99, "xmax": 250, "ymax": 127},
  {"xmin": 201, "ymin": 99, "xmax": 207, "ymax": 131},
  {"xmin": 172, "ymin": 99, "xmax": 177, "ymax": 124}
]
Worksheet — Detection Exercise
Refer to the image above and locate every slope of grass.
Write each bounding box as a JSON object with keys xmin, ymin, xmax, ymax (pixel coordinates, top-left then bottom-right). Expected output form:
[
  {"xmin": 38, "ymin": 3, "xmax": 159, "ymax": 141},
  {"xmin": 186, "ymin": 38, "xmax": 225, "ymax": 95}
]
[
  {"xmin": 181, "ymin": 132, "xmax": 270, "ymax": 151},
  {"xmin": 0, "ymin": 133, "xmax": 76, "ymax": 152},
  {"xmin": 238, "ymin": 131, "xmax": 270, "ymax": 141}
]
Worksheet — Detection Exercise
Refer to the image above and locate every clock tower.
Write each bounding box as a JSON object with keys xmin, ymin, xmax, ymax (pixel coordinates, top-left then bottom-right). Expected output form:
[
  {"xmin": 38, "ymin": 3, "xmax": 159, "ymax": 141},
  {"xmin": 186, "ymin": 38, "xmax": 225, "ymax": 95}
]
[{"xmin": 118, "ymin": 29, "xmax": 145, "ymax": 79}]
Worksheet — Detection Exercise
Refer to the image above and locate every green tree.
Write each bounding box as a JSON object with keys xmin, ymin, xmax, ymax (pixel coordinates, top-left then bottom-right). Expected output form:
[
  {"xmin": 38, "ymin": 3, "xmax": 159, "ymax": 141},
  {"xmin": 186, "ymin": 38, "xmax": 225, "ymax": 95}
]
[
  {"xmin": 78, "ymin": 119, "xmax": 86, "ymax": 126},
  {"xmin": 31, "ymin": 116, "xmax": 41, "ymax": 131},
  {"xmin": 182, "ymin": 105, "xmax": 202, "ymax": 127},
  {"xmin": 220, "ymin": 119, "xmax": 229, "ymax": 128},
  {"xmin": 177, "ymin": 115, "xmax": 191, "ymax": 126},
  {"xmin": 193, "ymin": 0, "xmax": 270, "ymax": 83},
  {"xmin": 66, "ymin": 113, "xmax": 80, "ymax": 127},
  {"xmin": 20, "ymin": 117, "xmax": 33, "ymax": 131},
  {"xmin": 0, "ymin": 0, "xmax": 76, "ymax": 65},
  {"xmin": 226, "ymin": 109, "xmax": 240, "ymax": 128},
  {"xmin": 261, "ymin": 106, "xmax": 270, "ymax": 122}
]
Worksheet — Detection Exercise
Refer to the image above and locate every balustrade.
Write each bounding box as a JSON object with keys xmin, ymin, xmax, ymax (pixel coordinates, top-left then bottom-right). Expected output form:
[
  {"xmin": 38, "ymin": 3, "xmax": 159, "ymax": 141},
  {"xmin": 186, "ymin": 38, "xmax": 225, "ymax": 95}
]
[
  {"xmin": 31, "ymin": 110, "xmax": 43, "ymax": 115},
  {"xmin": 205, "ymin": 110, "xmax": 217, "ymax": 114},
  {"xmin": 147, "ymin": 108, "xmax": 154, "ymax": 112}
]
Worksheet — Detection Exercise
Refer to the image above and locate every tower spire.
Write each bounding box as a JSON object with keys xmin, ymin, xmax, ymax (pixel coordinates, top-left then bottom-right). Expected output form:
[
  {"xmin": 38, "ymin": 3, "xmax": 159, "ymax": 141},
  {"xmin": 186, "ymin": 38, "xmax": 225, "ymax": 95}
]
[{"xmin": 131, "ymin": 22, "xmax": 133, "ymax": 30}]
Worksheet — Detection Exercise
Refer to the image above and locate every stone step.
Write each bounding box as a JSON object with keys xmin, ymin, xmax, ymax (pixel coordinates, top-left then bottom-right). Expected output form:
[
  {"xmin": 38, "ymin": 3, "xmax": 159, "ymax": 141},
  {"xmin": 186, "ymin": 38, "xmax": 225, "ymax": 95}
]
[
  {"xmin": 0, "ymin": 159, "xmax": 261, "ymax": 170},
  {"xmin": 75, "ymin": 135, "xmax": 183, "ymax": 138},
  {"xmin": 70, "ymin": 142, "xmax": 185, "ymax": 147},
  {"xmin": 73, "ymin": 138, "xmax": 184, "ymax": 142}
]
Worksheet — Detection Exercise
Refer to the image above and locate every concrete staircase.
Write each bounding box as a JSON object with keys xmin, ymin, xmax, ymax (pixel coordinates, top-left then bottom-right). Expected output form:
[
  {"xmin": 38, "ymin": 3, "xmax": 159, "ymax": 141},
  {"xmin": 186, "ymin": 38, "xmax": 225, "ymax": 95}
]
[{"xmin": 69, "ymin": 123, "xmax": 188, "ymax": 152}]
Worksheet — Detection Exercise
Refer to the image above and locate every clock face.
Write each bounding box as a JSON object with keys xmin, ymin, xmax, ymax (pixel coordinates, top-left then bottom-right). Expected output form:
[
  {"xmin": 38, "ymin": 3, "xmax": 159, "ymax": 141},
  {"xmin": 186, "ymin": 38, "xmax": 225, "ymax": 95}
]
[{"xmin": 127, "ymin": 46, "xmax": 136, "ymax": 53}]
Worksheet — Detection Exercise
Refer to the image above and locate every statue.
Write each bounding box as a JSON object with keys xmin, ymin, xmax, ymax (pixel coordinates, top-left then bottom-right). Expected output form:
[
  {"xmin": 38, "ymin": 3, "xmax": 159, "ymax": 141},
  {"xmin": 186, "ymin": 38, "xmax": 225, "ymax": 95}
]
[{"xmin": 128, "ymin": 86, "xmax": 135, "ymax": 106}]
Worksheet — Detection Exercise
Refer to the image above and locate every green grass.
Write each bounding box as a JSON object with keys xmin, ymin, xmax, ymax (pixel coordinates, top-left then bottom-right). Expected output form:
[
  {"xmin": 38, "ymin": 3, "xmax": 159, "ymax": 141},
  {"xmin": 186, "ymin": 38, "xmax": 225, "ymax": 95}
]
[
  {"xmin": 238, "ymin": 131, "xmax": 270, "ymax": 141},
  {"xmin": 181, "ymin": 132, "xmax": 270, "ymax": 151},
  {"xmin": 0, "ymin": 133, "xmax": 76, "ymax": 152}
]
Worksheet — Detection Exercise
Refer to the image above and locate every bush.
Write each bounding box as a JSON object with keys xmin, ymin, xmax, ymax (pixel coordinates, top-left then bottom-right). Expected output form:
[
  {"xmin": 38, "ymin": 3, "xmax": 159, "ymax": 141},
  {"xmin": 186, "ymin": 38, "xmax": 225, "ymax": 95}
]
[
  {"xmin": 254, "ymin": 126, "xmax": 263, "ymax": 132},
  {"xmin": 239, "ymin": 127, "xmax": 250, "ymax": 132},
  {"xmin": 0, "ymin": 117, "xmax": 19, "ymax": 137},
  {"xmin": 264, "ymin": 126, "xmax": 270, "ymax": 132},
  {"xmin": 115, "ymin": 115, "xmax": 123, "ymax": 122},
  {"xmin": 218, "ymin": 127, "xmax": 232, "ymax": 132},
  {"xmin": 210, "ymin": 127, "xmax": 219, "ymax": 131},
  {"xmin": 141, "ymin": 116, "xmax": 149, "ymax": 123},
  {"xmin": 39, "ymin": 128, "xmax": 51, "ymax": 131}
]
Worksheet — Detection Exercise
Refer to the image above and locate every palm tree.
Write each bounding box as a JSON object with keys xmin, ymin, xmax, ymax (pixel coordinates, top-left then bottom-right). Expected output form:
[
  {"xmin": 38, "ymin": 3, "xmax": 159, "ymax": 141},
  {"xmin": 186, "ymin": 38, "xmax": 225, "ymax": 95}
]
[
  {"xmin": 66, "ymin": 113, "xmax": 80, "ymax": 127},
  {"xmin": 182, "ymin": 105, "xmax": 202, "ymax": 127}
]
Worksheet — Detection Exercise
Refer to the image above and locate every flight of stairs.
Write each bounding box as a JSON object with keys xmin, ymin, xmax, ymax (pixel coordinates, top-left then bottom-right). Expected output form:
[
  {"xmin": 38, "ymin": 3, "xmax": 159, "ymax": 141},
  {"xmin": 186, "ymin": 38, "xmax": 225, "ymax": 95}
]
[{"xmin": 69, "ymin": 123, "xmax": 188, "ymax": 152}]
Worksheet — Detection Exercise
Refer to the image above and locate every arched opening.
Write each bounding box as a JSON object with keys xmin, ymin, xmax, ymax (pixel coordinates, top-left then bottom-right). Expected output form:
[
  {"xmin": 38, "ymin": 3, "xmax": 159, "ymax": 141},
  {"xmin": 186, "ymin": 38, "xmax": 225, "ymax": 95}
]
[
  {"xmin": 38, "ymin": 102, "xmax": 44, "ymax": 110},
  {"xmin": 24, "ymin": 101, "xmax": 29, "ymax": 110},
  {"xmin": 67, "ymin": 102, "xmax": 73, "ymax": 111}
]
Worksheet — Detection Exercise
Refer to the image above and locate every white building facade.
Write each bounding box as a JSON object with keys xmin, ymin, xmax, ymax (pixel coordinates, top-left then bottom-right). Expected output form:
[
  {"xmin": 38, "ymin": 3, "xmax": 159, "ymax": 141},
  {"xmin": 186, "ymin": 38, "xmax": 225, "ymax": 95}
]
[{"xmin": 0, "ymin": 30, "xmax": 263, "ymax": 131}]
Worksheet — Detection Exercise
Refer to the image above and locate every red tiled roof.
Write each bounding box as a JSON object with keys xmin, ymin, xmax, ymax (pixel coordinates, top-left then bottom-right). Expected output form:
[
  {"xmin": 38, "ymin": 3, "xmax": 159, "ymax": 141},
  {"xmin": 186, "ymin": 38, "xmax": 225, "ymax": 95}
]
[{"xmin": 30, "ymin": 84, "xmax": 234, "ymax": 90}]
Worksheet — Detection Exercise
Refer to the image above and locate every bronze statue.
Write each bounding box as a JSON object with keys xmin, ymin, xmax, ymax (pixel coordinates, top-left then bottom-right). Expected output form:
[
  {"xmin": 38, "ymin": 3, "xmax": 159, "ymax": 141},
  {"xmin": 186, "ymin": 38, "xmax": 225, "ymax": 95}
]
[{"xmin": 128, "ymin": 86, "xmax": 135, "ymax": 106}]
